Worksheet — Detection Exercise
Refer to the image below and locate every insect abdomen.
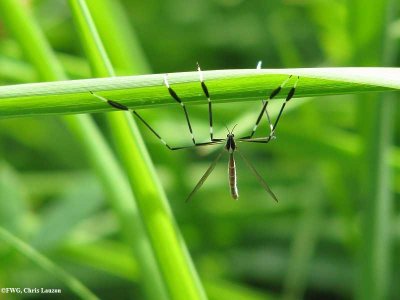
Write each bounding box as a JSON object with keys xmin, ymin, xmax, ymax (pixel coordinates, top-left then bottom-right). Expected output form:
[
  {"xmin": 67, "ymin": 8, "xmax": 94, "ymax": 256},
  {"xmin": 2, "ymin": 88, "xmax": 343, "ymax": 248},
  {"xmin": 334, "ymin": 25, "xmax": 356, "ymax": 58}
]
[{"xmin": 228, "ymin": 154, "xmax": 239, "ymax": 200}]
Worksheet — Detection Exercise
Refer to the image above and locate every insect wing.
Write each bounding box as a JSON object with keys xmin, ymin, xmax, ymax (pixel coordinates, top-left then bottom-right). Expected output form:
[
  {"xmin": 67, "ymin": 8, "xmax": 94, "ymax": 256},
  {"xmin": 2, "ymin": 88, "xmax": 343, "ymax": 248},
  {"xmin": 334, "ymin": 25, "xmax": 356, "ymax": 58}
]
[
  {"xmin": 186, "ymin": 148, "xmax": 225, "ymax": 203},
  {"xmin": 236, "ymin": 149, "xmax": 278, "ymax": 202}
]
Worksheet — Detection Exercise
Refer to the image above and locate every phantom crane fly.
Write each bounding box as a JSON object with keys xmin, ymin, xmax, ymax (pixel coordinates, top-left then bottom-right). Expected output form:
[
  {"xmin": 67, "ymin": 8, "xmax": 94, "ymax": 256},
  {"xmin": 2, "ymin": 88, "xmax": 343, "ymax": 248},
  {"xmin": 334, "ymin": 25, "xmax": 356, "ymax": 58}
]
[{"xmin": 90, "ymin": 64, "xmax": 299, "ymax": 202}]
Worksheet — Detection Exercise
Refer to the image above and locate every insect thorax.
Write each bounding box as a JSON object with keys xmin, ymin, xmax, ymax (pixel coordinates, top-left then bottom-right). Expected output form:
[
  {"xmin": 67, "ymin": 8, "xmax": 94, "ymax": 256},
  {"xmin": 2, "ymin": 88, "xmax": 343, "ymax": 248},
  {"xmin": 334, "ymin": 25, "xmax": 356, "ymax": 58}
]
[{"xmin": 225, "ymin": 135, "xmax": 236, "ymax": 153}]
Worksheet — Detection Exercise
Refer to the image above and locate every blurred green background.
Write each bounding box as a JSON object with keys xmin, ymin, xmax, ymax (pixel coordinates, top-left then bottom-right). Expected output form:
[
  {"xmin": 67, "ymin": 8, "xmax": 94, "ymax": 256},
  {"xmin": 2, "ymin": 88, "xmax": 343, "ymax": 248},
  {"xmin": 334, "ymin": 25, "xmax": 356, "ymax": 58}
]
[{"xmin": 0, "ymin": 0, "xmax": 399, "ymax": 299}]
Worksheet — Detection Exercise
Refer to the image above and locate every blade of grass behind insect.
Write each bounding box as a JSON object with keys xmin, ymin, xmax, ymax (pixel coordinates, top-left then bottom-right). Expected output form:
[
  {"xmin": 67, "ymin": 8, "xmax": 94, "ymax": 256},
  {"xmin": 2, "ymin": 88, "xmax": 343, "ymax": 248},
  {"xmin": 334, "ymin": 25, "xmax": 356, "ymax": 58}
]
[
  {"xmin": 281, "ymin": 173, "xmax": 323, "ymax": 300},
  {"xmin": 268, "ymin": 14, "xmax": 302, "ymax": 67},
  {"xmin": 0, "ymin": 2, "xmax": 64, "ymax": 80},
  {"xmin": 85, "ymin": 0, "xmax": 150, "ymax": 74},
  {"xmin": 0, "ymin": 226, "xmax": 98, "ymax": 300},
  {"xmin": 68, "ymin": 0, "xmax": 207, "ymax": 299},
  {"xmin": 0, "ymin": 1, "xmax": 164, "ymax": 299},
  {"xmin": 349, "ymin": 0, "xmax": 396, "ymax": 299}
]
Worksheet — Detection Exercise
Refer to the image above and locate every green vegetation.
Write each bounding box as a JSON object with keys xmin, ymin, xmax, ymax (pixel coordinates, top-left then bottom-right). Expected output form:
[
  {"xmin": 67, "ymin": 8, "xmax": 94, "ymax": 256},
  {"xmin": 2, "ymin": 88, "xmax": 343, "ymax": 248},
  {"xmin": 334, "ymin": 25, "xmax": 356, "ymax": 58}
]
[{"xmin": 0, "ymin": 1, "xmax": 398, "ymax": 300}]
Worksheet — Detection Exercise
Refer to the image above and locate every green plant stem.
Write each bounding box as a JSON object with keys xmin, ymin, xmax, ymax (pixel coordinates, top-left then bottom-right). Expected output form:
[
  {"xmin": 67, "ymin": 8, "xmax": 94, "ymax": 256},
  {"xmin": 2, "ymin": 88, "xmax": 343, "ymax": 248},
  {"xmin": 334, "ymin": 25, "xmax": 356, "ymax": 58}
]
[
  {"xmin": 0, "ymin": 68, "xmax": 399, "ymax": 118},
  {"xmin": 85, "ymin": 0, "xmax": 150, "ymax": 74},
  {"xmin": 349, "ymin": 0, "xmax": 396, "ymax": 299},
  {"xmin": 281, "ymin": 175, "xmax": 322, "ymax": 300},
  {"xmin": 68, "ymin": 0, "xmax": 207, "ymax": 299}
]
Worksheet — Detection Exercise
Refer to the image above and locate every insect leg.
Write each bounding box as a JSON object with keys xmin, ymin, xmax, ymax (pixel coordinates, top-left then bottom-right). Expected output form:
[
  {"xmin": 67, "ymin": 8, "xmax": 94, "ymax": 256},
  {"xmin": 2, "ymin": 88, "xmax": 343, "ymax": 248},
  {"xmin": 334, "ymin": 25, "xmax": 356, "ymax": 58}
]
[
  {"xmin": 236, "ymin": 148, "xmax": 278, "ymax": 202},
  {"xmin": 186, "ymin": 147, "xmax": 225, "ymax": 202},
  {"xmin": 197, "ymin": 63, "xmax": 220, "ymax": 142},
  {"xmin": 89, "ymin": 91, "xmax": 223, "ymax": 150},
  {"xmin": 240, "ymin": 75, "xmax": 299, "ymax": 140},
  {"xmin": 164, "ymin": 74, "xmax": 196, "ymax": 145}
]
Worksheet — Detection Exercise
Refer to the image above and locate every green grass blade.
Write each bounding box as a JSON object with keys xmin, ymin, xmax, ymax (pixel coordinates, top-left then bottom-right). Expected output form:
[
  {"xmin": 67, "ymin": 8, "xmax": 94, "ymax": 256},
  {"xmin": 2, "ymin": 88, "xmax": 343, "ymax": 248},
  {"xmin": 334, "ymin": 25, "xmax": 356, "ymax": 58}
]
[
  {"xmin": 85, "ymin": 0, "xmax": 150, "ymax": 74},
  {"xmin": 68, "ymin": 0, "xmax": 207, "ymax": 299},
  {"xmin": 0, "ymin": 226, "xmax": 99, "ymax": 300},
  {"xmin": 281, "ymin": 178, "xmax": 322, "ymax": 300},
  {"xmin": 358, "ymin": 97, "xmax": 395, "ymax": 300},
  {"xmin": 86, "ymin": 0, "xmax": 210, "ymax": 297},
  {"xmin": 350, "ymin": 0, "xmax": 396, "ymax": 299},
  {"xmin": 69, "ymin": 1, "xmax": 168, "ymax": 299},
  {"xmin": 0, "ymin": 1, "xmax": 65, "ymax": 81},
  {"xmin": 67, "ymin": 0, "xmax": 114, "ymax": 77},
  {"xmin": 0, "ymin": 68, "xmax": 399, "ymax": 118}
]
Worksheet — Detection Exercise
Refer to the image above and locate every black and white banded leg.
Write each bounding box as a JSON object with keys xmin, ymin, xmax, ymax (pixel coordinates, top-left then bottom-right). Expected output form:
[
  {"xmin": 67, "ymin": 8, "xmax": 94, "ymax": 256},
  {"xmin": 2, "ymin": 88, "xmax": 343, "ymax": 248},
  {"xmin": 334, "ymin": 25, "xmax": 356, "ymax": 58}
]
[
  {"xmin": 239, "ymin": 75, "xmax": 299, "ymax": 144},
  {"xmin": 197, "ymin": 63, "xmax": 220, "ymax": 143},
  {"xmin": 256, "ymin": 61, "xmax": 276, "ymax": 140},
  {"xmin": 90, "ymin": 91, "xmax": 206, "ymax": 150},
  {"xmin": 89, "ymin": 74, "xmax": 224, "ymax": 150},
  {"xmin": 164, "ymin": 74, "xmax": 196, "ymax": 145}
]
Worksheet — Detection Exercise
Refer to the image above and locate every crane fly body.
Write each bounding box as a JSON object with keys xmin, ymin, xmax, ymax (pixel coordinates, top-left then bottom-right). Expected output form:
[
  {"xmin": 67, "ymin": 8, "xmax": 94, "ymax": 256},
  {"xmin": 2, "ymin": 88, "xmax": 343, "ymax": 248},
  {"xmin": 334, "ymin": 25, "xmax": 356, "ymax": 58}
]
[
  {"xmin": 185, "ymin": 126, "xmax": 279, "ymax": 203},
  {"xmin": 89, "ymin": 62, "xmax": 298, "ymax": 203},
  {"xmin": 225, "ymin": 128, "xmax": 239, "ymax": 200}
]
